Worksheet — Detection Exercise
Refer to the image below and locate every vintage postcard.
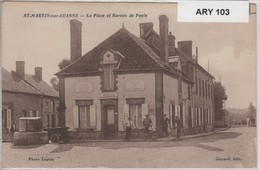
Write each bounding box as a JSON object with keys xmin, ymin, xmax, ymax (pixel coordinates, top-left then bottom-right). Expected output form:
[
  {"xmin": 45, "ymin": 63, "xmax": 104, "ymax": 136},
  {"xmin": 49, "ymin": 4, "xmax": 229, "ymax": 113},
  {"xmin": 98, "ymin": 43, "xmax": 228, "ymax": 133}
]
[{"xmin": 1, "ymin": 1, "xmax": 257, "ymax": 169}]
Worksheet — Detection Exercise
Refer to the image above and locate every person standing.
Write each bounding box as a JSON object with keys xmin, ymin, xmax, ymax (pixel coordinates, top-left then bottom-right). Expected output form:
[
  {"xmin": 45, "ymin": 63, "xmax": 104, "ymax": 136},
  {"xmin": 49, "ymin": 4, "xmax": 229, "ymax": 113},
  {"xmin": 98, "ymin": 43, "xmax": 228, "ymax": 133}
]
[
  {"xmin": 9, "ymin": 121, "xmax": 16, "ymax": 142},
  {"xmin": 161, "ymin": 114, "xmax": 170, "ymax": 138},
  {"xmin": 143, "ymin": 114, "xmax": 152, "ymax": 141},
  {"xmin": 124, "ymin": 118, "xmax": 135, "ymax": 142},
  {"xmin": 175, "ymin": 116, "xmax": 182, "ymax": 139}
]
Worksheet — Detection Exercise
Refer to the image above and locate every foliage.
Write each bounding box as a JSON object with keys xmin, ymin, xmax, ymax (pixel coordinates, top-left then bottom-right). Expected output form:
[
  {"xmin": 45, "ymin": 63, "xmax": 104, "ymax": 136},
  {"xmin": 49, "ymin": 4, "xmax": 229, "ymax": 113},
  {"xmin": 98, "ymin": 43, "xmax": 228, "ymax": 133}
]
[
  {"xmin": 50, "ymin": 58, "xmax": 71, "ymax": 90},
  {"xmin": 58, "ymin": 58, "xmax": 71, "ymax": 70},
  {"xmin": 50, "ymin": 77, "xmax": 59, "ymax": 91},
  {"xmin": 213, "ymin": 82, "xmax": 228, "ymax": 121},
  {"xmin": 248, "ymin": 102, "xmax": 256, "ymax": 125}
]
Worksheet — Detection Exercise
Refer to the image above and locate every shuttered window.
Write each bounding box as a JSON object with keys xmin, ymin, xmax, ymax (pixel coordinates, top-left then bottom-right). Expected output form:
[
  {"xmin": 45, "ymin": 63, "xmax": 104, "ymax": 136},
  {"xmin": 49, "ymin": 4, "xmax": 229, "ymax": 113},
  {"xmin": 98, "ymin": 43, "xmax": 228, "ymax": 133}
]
[
  {"xmin": 75, "ymin": 100, "xmax": 96, "ymax": 129},
  {"xmin": 103, "ymin": 65, "xmax": 114, "ymax": 91},
  {"xmin": 129, "ymin": 104, "xmax": 142, "ymax": 128}
]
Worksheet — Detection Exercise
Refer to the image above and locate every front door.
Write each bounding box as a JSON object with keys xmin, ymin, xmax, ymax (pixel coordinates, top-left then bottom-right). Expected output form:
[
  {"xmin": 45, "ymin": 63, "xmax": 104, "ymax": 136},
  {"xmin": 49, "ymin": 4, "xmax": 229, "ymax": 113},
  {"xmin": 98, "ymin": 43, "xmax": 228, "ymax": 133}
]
[{"xmin": 105, "ymin": 106, "xmax": 116, "ymax": 139}]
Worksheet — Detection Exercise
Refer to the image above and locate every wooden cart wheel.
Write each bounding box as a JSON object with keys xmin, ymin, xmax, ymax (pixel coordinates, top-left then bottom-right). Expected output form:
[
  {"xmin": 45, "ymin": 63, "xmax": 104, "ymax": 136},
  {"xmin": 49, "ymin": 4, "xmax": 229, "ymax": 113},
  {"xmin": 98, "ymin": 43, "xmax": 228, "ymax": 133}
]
[{"xmin": 50, "ymin": 134, "xmax": 60, "ymax": 143}]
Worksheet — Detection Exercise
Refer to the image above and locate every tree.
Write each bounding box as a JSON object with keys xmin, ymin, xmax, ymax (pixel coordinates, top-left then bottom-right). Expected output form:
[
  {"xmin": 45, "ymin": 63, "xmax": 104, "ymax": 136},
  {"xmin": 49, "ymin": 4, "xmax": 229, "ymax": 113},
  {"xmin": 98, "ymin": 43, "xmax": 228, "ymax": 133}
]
[
  {"xmin": 58, "ymin": 58, "xmax": 71, "ymax": 70},
  {"xmin": 248, "ymin": 102, "xmax": 256, "ymax": 125},
  {"xmin": 213, "ymin": 82, "xmax": 228, "ymax": 121},
  {"xmin": 50, "ymin": 58, "xmax": 71, "ymax": 91},
  {"xmin": 50, "ymin": 77, "xmax": 59, "ymax": 91}
]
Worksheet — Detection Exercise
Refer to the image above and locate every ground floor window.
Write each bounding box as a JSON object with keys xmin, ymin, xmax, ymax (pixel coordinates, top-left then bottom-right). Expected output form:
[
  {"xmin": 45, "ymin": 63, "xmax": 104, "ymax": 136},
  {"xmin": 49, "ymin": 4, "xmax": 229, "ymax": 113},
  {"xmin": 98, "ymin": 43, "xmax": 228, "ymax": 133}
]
[
  {"xmin": 2, "ymin": 109, "xmax": 11, "ymax": 129},
  {"xmin": 74, "ymin": 100, "xmax": 96, "ymax": 130},
  {"xmin": 129, "ymin": 104, "xmax": 142, "ymax": 128},
  {"xmin": 169, "ymin": 104, "xmax": 175, "ymax": 128},
  {"xmin": 79, "ymin": 105, "xmax": 90, "ymax": 129}
]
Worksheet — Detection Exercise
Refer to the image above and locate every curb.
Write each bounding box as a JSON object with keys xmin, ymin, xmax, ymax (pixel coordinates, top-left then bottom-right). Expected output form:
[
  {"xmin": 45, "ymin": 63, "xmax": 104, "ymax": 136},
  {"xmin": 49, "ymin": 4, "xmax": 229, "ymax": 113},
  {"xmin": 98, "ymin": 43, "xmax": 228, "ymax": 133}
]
[{"xmin": 69, "ymin": 130, "xmax": 219, "ymax": 143}]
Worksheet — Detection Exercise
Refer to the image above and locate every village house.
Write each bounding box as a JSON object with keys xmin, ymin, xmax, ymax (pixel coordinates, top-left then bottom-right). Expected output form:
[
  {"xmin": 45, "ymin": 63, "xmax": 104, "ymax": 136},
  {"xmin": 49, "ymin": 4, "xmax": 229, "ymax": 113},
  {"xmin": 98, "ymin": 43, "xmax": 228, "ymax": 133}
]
[
  {"xmin": 56, "ymin": 15, "xmax": 214, "ymax": 139},
  {"xmin": 2, "ymin": 62, "xmax": 59, "ymax": 141}
]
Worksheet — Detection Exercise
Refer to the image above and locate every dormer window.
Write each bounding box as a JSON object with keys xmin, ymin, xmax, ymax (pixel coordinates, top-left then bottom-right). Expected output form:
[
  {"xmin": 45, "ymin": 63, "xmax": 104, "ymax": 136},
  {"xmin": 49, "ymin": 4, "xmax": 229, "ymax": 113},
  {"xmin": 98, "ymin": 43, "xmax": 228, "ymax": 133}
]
[{"xmin": 100, "ymin": 49, "xmax": 125, "ymax": 92}]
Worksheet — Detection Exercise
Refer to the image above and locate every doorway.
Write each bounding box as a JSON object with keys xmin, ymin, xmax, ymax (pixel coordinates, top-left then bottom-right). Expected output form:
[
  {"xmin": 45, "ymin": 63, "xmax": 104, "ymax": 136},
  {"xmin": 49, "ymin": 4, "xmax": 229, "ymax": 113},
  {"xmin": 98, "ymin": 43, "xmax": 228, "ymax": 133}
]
[
  {"xmin": 105, "ymin": 106, "xmax": 116, "ymax": 138},
  {"xmin": 101, "ymin": 99, "xmax": 118, "ymax": 139}
]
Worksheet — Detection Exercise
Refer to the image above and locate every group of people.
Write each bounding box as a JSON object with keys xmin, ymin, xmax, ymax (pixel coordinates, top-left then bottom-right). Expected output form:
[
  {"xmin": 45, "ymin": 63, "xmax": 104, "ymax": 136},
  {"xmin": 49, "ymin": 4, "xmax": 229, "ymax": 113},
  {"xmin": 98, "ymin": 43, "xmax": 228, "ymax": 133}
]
[{"xmin": 124, "ymin": 114, "xmax": 183, "ymax": 142}]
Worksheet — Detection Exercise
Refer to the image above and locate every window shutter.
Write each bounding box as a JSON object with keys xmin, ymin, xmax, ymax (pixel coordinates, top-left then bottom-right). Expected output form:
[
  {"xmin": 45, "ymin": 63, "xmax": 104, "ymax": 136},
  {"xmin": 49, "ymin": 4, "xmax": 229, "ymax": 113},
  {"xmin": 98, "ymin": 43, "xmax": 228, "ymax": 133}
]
[
  {"xmin": 73, "ymin": 106, "xmax": 79, "ymax": 129},
  {"xmin": 169, "ymin": 104, "xmax": 173, "ymax": 128},
  {"xmin": 123, "ymin": 104, "xmax": 129, "ymax": 121},
  {"xmin": 7, "ymin": 109, "xmax": 12, "ymax": 129},
  {"xmin": 36, "ymin": 111, "xmax": 40, "ymax": 117},
  {"xmin": 90, "ymin": 105, "xmax": 96, "ymax": 128},
  {"xmin": 141, "ymin": 104, "xmax": 148, "ymax": 118},
  {"xmin": 29, "ymin": 110, "xmax": 33, "ymax": 117}
]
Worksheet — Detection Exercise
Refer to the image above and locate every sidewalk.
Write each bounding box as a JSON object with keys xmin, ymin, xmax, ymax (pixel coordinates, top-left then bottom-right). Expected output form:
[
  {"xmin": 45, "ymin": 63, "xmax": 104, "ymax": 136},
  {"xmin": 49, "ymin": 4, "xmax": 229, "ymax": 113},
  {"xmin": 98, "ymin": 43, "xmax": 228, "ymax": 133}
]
[{"xmin": 70, "ymin": 129, "xmax": 225, "ymax": 143}]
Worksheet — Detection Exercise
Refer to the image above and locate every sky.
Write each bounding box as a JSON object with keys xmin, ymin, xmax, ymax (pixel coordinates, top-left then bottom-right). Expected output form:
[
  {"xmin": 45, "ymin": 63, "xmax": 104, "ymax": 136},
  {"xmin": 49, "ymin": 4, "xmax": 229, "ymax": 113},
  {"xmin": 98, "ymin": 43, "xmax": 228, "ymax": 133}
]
[{"xmin": 2, "ymin": 2, "xmax": 257, "ymax": 109}]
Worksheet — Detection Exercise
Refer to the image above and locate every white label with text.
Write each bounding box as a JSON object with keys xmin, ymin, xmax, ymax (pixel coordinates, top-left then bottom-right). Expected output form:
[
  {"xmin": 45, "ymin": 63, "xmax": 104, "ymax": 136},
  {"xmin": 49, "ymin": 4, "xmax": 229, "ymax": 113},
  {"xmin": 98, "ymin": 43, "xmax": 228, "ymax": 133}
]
[{"xmin": 178, "ymin": 1, "xmax": 249, "ymax": 23}]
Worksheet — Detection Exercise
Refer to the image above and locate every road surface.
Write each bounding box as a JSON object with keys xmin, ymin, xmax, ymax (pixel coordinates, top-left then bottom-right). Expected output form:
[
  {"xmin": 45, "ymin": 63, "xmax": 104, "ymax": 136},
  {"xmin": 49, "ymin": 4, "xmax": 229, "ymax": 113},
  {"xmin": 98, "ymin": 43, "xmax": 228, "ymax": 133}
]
[{"xmin": 2, "ymin": 127, "xmax": 257, "ymax": 168}]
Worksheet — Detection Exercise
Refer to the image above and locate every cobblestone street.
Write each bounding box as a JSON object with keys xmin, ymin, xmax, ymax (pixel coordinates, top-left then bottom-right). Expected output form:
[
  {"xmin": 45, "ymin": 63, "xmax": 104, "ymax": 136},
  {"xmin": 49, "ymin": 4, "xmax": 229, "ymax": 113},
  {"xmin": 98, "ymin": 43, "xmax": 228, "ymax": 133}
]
[{"xmin": 2, "ymin": 127, "xmax": 256, "ymax": 168}]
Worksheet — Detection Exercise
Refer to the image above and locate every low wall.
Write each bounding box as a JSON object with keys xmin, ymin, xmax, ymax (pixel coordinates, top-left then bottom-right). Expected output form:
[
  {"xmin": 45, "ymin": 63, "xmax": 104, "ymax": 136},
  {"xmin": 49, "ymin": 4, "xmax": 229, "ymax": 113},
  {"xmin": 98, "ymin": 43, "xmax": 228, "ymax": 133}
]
[{"xmin": 14, "ymin": 131, "xmax": 49, "ymax": 145}]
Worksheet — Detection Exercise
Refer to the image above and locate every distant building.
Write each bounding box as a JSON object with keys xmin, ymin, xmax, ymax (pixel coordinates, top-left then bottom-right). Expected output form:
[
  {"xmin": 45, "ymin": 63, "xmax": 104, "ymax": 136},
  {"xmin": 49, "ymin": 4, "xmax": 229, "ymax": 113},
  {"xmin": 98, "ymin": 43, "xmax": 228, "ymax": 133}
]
[
  {"xmin": 56, "ymin": 15, "xmax": 214, "ymax": 139},
  {"xmin": 2, "ymin": 62, "xmax": 59, "ymax": 141}
]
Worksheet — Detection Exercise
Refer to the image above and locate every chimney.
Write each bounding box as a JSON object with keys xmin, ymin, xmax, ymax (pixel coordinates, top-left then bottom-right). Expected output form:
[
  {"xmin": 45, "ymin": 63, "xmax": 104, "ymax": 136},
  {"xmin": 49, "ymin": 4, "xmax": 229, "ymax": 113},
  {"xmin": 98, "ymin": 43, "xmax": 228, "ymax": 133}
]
[
  {"xmin": 70, "ymin": 19, "xmax": 82, "ymax": 62},
  {"xmin": 177, "ymin": 41, "xmax": 192, "ymax": 58},
  {"xmin": 169, "ymin": 32, "xmax": 176, "ymax": 56},
  {"xmin": 159, "ymin": 15, "xmax": 169, "ymax": 64},
  {"xmin": 16, "ymin": 61, "xmax": 25, "ymax": 79},
  {"xmin": 139, "ymin": 22, "xmax": 153, "ymax": 37},
  {"xmin": 34, "ymin": 67, "xmax": 42, "ymax": 81}
]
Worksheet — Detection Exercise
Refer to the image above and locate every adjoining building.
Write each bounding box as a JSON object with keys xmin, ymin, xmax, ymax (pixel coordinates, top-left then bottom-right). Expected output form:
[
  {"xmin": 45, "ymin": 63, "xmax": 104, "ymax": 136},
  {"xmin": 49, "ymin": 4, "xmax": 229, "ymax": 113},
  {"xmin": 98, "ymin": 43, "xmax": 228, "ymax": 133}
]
[
  {"xmin": 56, "ymin": 15, "xmax": 215, "ymax": 139},
  {"xmin": 2, "ymin": 62, "xmax": 59, "ymax": 141}
]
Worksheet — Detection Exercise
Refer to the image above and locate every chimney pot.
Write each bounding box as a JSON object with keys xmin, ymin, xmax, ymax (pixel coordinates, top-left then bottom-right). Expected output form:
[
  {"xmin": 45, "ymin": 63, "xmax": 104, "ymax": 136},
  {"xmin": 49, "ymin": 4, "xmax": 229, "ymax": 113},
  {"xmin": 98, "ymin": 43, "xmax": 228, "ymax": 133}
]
[
  {"xmin": 16, "ymin": 61, "xmax": 25, "ymax": 79},
  {"xmin": 70, "ymin": 19, "xmax": 82, "ymax": 62},
  {"xmin": 34, "ymin": 67, "xmax": 42, "ymax": 81}
]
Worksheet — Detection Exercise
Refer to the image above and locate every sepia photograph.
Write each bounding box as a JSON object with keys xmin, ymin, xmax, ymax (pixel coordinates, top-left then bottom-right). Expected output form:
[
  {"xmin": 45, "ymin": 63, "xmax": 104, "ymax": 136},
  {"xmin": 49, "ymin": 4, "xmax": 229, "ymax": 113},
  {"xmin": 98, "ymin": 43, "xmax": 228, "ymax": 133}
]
[{"xmin": 1, "ymin": 1, "xmax": 257, "ymax": 168}]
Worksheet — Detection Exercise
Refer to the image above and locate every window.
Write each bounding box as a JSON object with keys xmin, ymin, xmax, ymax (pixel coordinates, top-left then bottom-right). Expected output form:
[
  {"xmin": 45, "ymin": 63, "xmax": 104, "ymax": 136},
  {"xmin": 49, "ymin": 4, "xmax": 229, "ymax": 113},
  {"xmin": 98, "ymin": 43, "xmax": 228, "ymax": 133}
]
[
  {"xmin": 195, "ymin": 77, "xmax": 198, "ymax": 94},
  {"xmin": 51, "ymin": 114, "xmax": 56, "ymax": 127},
  {"xmin": 50, "ymin": 100, "xmax": 55, "ymax": 112},
  {"xmin": 79, "ymin": 105, "xmax": 90, "ymax": 129},
  {"xmin": 169, "ymin": 104, "xmax": 176, "ymax": 128},
  {"xmin": 208, "ymin": 84, "xmax": 210, "ymax": 98},
  {"xmin": 46, "ymin": 114, "xmax": 50, "ymax": 127},
  {"xmin": 179, "ymin": 104, "xmax": 183, "ymax": 126},
  {"xmin": 2, "ymin": 109, "xmax": 7, "ymax": 128},
  {"xmin": 199, "ymin": 79, "xmax": 201, "ymax": 96},
  {"xmin": 29, "ymin": 110, "xmax": 37, "ymax": 117},
  {"xmin": 197, "ymin": 107, "xmax": 199, "ymax": 126},
  {"xmin": 202, "ymin": 80, "xmax": 204, "ymax": 97},
  {"xmin": 205, "ymin": 83, "xmax": 208, "ymax": 98},
  {"xmin": 103, "ymin": 65, "xmax": 115, "ymax": 91},
  {"xmin": 75, "ymin": 100, "xmax": 96, "ymax": 129},
  {"xmin": 178, "ymin": 77, "xmax": 182, "ymax": 93},
  {"xmin": 129, "ymin": 104, "xmax": 142, "ymax": 128},
  {"xmin": 188, "ymin": 86, "xmax": 191, "ymax": 100}
]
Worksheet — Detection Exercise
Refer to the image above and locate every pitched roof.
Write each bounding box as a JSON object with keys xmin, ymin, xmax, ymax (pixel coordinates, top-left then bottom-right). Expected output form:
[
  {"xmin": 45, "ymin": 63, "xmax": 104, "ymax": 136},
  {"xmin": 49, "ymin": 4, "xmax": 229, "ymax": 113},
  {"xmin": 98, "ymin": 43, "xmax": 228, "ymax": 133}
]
[
  {"xmin": 24, "ymin": 75, "xmax": 59, "ymax": 98},
  {"xmin": 2, "ymin": 68, "xmax": 41, "ymax": 95},
  {"xmin": 57, "ymin": 27, "xmax": 172, "ymax": 76}
]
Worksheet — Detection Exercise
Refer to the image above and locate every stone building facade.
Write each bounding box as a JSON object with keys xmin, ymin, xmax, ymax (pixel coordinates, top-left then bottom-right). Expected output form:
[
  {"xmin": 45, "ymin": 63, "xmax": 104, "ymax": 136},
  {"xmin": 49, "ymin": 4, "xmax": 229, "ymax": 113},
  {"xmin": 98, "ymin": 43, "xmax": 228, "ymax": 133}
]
[
  {"xmin": 57, "ymin": 15, "xmax": 214, "ymax": 139},
  {"xmin": 2, "ymin": 62, "xmax": 59, "ymax": 141}
]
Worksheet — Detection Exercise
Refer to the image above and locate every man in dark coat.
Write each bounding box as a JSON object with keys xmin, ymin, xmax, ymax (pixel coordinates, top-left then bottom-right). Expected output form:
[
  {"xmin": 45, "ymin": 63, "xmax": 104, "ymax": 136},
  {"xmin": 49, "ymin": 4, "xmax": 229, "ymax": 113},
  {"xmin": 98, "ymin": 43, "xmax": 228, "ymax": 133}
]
[
  {"xmin": 161, "ymin": 114, "xmax": 170, "ymax": 138},
  {"xmin": 175, "ymin": 116, "xmax": 183, "ymax": 139},
  {"xmin": 143, "ymin": 114, "xmax": 152, "ymax": 140}
]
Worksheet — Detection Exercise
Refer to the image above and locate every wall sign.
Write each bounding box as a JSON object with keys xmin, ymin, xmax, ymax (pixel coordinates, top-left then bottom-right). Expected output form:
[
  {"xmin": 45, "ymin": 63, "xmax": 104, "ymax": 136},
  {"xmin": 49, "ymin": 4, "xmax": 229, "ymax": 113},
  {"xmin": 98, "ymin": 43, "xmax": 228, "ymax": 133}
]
[
  {"xmin": 125, "ymin": 80, "xmax": 145, "ymax": 91},
  {"xmin": 75, "ymin": 83, "xmax": 93, "ymax": 93},
  {"xmin": 100, "ymin": 92, "xmax": 118, "ymax": 99}
]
